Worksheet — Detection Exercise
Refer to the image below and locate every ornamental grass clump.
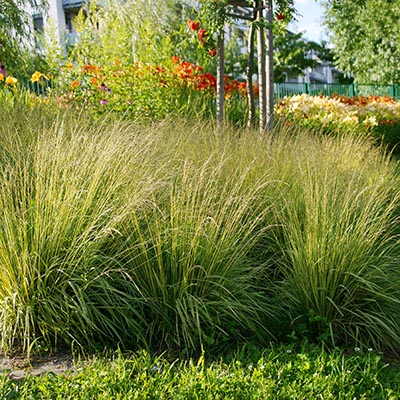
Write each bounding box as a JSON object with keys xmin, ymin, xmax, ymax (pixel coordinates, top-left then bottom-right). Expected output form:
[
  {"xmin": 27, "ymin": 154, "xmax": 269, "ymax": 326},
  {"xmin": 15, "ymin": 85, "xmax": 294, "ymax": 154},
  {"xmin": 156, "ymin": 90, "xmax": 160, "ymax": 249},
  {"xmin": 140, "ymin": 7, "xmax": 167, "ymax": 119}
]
[
  {"xmin": 0, "ymin": 111, "xmax": 167, "ymax": 353},
  {"xmin": 0, "ymin": 110, "xmax": 276, "ymax": 354},
  {"xmin": 0, "ymin": 103, "xmax": 400, "ymax": 355},
  {"xmin": 270, "ymin": 134, "xmax": 400, "ymax": 350},
  {"xmin": 108, "ymin": 153, "xmax": 274, "ymax": 351}
]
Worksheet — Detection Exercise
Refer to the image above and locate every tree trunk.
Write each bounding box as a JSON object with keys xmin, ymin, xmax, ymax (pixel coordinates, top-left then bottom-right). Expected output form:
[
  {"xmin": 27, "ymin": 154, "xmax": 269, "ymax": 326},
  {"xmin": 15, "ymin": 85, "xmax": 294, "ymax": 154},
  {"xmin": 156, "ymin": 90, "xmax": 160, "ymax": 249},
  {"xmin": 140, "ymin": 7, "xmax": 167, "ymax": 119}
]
[
  {"xmin": 246, "ymin": 8, "xmax": 257, "ymax": 129},
  {"xmin": 216, "ymin": 32, "xmax": 225, "ymax": 128},
  {"xmin": 257, "ymin": 0, "xmax": 267, "ymax": 136},
  {"xmin": 265, "ymin": 0, "xmax": 274, "ymax": 131}
]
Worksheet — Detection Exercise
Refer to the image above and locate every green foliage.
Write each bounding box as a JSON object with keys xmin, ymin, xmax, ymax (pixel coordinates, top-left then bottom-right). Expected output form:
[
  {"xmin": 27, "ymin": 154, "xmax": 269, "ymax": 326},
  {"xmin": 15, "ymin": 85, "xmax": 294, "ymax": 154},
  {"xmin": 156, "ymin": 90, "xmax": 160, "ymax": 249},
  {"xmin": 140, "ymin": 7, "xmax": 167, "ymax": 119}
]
[
  {"xmin": 324, "ymin": 0, "xmax": 400, "ymax": 84},
  {"xmin": 274, "ymin": 32, "xmax": 332, "ymax": 82},
  {"xmin": 0, "ymin": 0, "xmax": 47, "ymax": 77},
  {"xmin": 1, "ymin": 346, "xmax": 400, "ymax": 399},
  {"xmin": 68, "ymin": 0, "xmax": 176, "ymax": 67}
]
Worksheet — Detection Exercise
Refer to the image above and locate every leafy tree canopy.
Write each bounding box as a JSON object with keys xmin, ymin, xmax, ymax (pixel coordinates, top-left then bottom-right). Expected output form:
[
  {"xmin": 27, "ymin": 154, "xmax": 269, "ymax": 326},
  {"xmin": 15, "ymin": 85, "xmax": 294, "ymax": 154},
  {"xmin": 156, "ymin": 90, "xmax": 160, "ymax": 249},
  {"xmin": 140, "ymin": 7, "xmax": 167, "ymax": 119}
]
[
  {"xmin": 323, "ymin": 0, "xmax": 400, "ymax": 84},
  {"xmin": 274, "ymin": 31, "xmax": 332, "ymax": 82},
  {"xmin": 0, "ymin": 0, "xmax": 46, "ymax": 75}
]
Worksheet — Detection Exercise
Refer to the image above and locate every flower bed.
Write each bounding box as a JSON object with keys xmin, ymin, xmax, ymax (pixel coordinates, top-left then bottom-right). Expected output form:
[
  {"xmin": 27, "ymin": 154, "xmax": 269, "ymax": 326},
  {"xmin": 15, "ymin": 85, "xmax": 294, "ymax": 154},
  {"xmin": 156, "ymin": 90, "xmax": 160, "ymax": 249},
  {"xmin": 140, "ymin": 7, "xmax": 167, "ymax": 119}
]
[
  {"xmin": 55, "ymin": 58, "xmax": 247, "ymax": 121},
  {"xmin": 275, "ymin": 94, "xmax": 400, "ymax": 150}
]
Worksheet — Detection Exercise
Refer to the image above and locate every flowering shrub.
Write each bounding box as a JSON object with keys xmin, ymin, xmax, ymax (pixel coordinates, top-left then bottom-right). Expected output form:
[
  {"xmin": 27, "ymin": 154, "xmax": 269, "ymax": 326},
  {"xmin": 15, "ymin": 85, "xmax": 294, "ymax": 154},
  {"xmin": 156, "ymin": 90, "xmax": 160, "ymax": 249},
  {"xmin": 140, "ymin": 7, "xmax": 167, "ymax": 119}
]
[
  {"xmin": 276, "ymin": 94, "xmax": 400, "ymax": 149},
  {"xmin": 56, "ymin": 57, "xmax": 248, "ymax": 122}
]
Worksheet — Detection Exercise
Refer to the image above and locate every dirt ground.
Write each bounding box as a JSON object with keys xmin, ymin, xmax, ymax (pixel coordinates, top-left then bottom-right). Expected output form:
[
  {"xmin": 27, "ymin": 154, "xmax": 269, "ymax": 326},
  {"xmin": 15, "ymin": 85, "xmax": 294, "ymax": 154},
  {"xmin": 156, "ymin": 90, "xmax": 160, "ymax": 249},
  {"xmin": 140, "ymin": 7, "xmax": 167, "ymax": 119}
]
[{"xmin": 0, "ymin": 352, "xmax": 75, "ymax": 380}]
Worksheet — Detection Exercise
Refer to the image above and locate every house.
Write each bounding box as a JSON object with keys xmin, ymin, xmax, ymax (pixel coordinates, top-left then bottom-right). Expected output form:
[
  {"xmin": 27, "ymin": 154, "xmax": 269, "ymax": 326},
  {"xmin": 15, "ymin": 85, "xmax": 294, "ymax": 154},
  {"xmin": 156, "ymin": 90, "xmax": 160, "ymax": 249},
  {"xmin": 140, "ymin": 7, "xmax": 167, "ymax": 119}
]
[{"xmin": 30, "ymin": 0, "xmax": 82, "ymax": 51}]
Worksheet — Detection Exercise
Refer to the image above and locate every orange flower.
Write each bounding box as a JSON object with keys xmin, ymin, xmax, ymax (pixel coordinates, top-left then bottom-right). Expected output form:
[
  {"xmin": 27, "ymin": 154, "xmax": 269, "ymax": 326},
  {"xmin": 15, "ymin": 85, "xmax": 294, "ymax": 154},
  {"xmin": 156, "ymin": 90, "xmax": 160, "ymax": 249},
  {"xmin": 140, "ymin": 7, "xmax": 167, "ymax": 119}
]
[
  {"xmin": 91, "ymin": 77, "xmax": 98, "ymax": 86},
  {"xmin": 81, "ymin": 65, "xmax": 99, "ymax": 74},
  {"xmin": 171, "ymin": 55, "xmax": 180, "ymax": 64},
  {"xmin": 208, "ymin": 48, "xmax": 217, "ymax": 57},
  {"xmin": 198, "ymin": 29, "xmax": 208, "ymax": 46},
  {"xmin": 71, "ymin": 80, "xmax": 80, "ymax": 89}
]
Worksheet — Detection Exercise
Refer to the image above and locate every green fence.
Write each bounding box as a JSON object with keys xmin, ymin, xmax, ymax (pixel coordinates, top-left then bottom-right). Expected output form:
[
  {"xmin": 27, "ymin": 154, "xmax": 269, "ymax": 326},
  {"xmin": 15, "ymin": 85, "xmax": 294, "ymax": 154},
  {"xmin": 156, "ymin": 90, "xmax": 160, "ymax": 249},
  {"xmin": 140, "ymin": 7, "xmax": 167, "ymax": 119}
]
[
  {"xmin": 24, "ymin": 80, "xmax": 53, "ymax": 96},
  {"xmin": 274, "ymin": 82, "xmax": 400, "ymax": 100}
]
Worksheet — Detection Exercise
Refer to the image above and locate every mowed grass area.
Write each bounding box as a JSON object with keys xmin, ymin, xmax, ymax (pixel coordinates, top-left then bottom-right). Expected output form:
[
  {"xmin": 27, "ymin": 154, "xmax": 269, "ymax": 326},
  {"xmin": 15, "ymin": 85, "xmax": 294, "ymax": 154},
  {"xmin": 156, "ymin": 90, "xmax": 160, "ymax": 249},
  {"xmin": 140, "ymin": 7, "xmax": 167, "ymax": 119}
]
[
  {"xmin": 0, "ymin": 103, "xmax": 400, "ymax": 396},
  {"xmin": 1, "ymin": 345, "xmax": 400, "ymax": 399}
]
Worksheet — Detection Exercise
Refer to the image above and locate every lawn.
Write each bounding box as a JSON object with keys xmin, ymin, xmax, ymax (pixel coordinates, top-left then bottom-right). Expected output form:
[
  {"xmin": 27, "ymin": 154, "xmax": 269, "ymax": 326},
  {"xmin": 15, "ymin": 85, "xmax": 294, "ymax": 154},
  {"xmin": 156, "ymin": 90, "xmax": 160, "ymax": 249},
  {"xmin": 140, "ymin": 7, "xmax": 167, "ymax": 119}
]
[{"xmin": 1, "ymin": 345, "xmax": 400, "ymax": 399}]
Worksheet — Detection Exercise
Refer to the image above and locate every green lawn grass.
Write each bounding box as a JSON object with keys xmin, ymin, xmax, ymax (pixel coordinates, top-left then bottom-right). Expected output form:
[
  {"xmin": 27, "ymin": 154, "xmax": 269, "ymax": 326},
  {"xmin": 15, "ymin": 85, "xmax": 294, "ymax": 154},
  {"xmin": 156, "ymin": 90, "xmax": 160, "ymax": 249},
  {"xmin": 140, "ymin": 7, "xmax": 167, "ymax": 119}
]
[{"xmin": 1, "ymin": 345, "xmax": 400, "ymax": 399}]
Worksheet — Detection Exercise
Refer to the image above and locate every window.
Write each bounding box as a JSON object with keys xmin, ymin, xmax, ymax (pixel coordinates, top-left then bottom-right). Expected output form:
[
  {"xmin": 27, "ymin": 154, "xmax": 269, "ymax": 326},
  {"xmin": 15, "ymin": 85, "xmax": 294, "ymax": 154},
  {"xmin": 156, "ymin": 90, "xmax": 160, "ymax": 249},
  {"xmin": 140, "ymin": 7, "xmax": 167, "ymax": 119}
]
[{"xmin": 33, "ymin": 14, "xmax": 44, "ymax": 34}]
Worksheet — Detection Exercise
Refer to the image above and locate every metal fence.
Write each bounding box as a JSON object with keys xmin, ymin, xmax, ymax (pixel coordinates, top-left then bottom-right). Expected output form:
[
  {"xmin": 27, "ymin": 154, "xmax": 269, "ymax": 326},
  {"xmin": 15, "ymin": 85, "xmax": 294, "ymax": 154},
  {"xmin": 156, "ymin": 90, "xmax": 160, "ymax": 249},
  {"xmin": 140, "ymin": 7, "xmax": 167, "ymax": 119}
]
[
  {"xmin": 274, "ymin": 82, "xmax": 400, "ymax": 100},
  {"xmin": 24, "ymin": 81, "xmax": 53, "ymax": 96}
]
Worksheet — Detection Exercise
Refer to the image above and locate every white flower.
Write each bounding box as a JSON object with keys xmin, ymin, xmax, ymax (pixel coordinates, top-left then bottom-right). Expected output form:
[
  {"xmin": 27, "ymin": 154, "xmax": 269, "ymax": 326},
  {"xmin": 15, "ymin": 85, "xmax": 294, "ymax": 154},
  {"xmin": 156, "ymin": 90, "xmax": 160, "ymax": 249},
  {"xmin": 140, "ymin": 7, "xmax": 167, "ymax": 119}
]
[{"xmin": 363, "ymin": 116, "xmax": 378, "ymax": 127}]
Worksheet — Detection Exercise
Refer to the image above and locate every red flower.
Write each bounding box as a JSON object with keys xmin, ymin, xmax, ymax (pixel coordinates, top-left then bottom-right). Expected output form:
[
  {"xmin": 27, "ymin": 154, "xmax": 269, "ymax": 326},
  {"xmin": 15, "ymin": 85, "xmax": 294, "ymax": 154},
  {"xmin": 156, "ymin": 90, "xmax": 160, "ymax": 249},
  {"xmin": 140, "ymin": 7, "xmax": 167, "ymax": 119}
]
[
  {"xmin": 208, "ymin": 48, "xmax": 217, "ymax": 57},
  {"xmin": 276, "ymin": 13, "xmax": 285, "ymax": 21},
  {"xmin": 187, "ymin": 19, "xmax": 200, "ymax": 31},
  {"xmin": 198, "ymin": 29, "xmax": 208, "ymax": 46},
  {"xmin": 171, "ymin": 56, "xmax": 180, "ymax": 64}
]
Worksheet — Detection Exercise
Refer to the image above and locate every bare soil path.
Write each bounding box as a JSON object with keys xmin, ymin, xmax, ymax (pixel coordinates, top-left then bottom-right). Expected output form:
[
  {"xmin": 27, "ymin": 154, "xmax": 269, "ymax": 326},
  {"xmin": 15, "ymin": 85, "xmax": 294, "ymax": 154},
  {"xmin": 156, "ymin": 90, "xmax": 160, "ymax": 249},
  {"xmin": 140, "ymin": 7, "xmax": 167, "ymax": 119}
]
[{"xmin": 0, "ymin": 352, "xmax": 75, "ymax": 380}]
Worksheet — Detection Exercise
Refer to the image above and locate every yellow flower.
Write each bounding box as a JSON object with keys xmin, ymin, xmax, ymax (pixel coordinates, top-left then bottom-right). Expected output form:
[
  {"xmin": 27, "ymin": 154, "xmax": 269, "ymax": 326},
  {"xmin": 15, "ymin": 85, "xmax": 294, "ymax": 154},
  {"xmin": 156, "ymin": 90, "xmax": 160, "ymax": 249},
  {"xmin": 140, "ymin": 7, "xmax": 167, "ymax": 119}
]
[
  {"xmin": 65, "ymin": 61, "xmax": 74, "ymax": 70},
  {"xmin": 0, "ymin": 73, "xmax": 4, "ymax": 81},
  {"xmin": 31, "ymin": 71, "xmax": 49, "ymax": 83},
  {"xmin": 5, "ymin": 76, "xmax": 17, "ymax": 85},
  {"xmin": 31, "ymin": 71, "xmax": 42, "ymax": 83}
]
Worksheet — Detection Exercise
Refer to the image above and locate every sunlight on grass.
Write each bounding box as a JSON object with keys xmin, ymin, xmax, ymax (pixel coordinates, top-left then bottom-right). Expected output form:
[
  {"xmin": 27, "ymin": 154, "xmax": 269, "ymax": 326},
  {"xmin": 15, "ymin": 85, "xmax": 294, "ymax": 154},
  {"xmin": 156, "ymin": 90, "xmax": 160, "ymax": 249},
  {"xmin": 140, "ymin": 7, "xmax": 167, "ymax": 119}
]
[{"xmin": 0, "ymin": 105, "xmax": 399, "ymax": 355}]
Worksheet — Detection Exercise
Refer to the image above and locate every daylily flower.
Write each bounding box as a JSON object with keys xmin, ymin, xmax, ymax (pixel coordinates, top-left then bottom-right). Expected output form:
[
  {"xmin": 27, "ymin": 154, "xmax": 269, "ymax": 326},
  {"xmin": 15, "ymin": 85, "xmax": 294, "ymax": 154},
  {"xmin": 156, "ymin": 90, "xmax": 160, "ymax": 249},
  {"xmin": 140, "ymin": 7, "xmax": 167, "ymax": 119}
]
[
  {"xmin": 187, "ymin": 19, "xmax": 200, "ymax": 31},
  {"xmin": 70, "ymin": 80, "xmax": 80, "ymax": 89},
  {"xmin": 171, "ymin": 56, "xmax": 180, "ymax": 64},
  {"xmin": 5, "ymin": 76, "xmax": 17, "ymax": 85},
  {"xmin": 31, "ymin": 71, "xmax": 49, "ymax": 83},
  {"xmin": 81, "ymin": 64, "xmax": 99, "ymax": 74},
  {"xmin": 198, "ymin": 29, "xmax": 208, "ymax": 46}
]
